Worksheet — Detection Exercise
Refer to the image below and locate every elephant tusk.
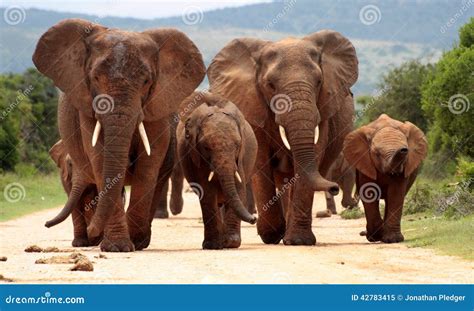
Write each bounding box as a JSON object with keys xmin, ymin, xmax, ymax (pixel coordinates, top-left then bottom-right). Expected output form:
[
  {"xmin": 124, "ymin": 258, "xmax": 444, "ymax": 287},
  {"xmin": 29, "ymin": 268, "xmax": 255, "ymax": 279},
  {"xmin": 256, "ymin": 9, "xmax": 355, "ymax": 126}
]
[
  {"xmin": 92, "ymin": 121, "xmax": 101, "ymax": 147},
  {"xmin": 279, "ymin": 125, "xmax": 291, "ymax": 150},
  {"xmin": 138, "ymin": 122, "xmax": 151, "ymax": 156},
  {"xmin": 314, "ymin": 126, "xmax": 319, "ymax": 145},
  {"xmin": 235, "ymin": 171, "xmax": 242, "ymax": 183},
  {"xmin": 208, "ymin": 171, "xmax": 214, "ymax": 182}
]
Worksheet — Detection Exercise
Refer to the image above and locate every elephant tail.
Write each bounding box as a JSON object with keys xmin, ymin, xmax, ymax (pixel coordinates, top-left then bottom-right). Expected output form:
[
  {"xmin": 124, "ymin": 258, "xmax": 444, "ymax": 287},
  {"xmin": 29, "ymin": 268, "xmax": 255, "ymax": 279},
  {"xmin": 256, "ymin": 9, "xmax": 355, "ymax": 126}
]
[{"xmin": 45, "ymin": 182, "xmax": 88, "ymax": 228}]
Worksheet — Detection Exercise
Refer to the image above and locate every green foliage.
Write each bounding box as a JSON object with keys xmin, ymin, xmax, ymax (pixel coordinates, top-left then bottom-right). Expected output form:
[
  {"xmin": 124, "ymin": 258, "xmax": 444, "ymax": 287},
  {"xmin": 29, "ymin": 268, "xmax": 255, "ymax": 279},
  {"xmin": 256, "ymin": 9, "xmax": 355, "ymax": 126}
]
[
  {"xmin": 405, "ymin": 179, "xmax": 473, "ymax": 219},
  {"xmin": 340, "ymin": 207, "xmax": 364, "ymax": 220},
  {"xmin": 0, "ymin": 69, "xmax": 58, "ymax": 173},
  {"xmin": 356, "ymin": 60, "xmax": 433, "ymax": 131},
  {"xmin": 403, "ymin": 214, "xmax": 474, "ymax": 260},
  {"xmin": 459, "ymin": 17, "xmax": 474, "ymax": 48}
]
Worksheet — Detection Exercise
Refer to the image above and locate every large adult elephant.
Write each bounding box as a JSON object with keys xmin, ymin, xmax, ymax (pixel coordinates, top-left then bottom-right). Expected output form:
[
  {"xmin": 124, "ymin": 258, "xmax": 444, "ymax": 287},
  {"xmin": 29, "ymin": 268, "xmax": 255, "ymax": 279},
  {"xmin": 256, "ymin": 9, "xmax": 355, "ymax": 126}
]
[
  {"xmin": 33, "ymin": 19, "xmax": 205, "ymax": 252},
  {"xmin": 208, "ymin": 30, "xmax": 358, "ymax": 245}
]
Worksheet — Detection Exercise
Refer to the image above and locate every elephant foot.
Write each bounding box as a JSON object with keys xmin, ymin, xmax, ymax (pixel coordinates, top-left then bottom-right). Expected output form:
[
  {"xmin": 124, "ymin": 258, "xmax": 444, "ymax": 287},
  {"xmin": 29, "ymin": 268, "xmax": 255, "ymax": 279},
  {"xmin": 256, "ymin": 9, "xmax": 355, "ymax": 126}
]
[
  {"xmin": 257, "ymin": 219, "xmax": 285, "ymax": 244},
  {"xmin": 130, "ymin": 230, "xmax": 151, "ymax": 251},
  {"xmin": 223, "ymin": 233, "xmax": 241, "ymax": 248},
  {"xmin": 283, "ymin": 230, "xmax": 316, "ymax": 246},
  {"xmin": 72, "ymin": 237, "xmax": 89, "ymax": 247},
  {"xmin": 88, "ymin": 236, "xmax": 102, "ymax": 246},
  {"xmin": 382, "ymin": 231, "xmax": 404, "ymax": 243},
  {"xmin": 202, "ymin": 238, "xmax": 224, "ymax": 250},
  {"xmin": 170, "ymin": 196, "xmax": 184, "ymax": 215},
  {"xmin": 366, "ymin": 228, "xmax": 384, "ymax": 242},
  {"xmin": 154, "ymin": 209, "xmax": 169, "ymax": 219},
  {"xmin": 100, "ymin": 237, "xmax": 135, "ymax": 252}
]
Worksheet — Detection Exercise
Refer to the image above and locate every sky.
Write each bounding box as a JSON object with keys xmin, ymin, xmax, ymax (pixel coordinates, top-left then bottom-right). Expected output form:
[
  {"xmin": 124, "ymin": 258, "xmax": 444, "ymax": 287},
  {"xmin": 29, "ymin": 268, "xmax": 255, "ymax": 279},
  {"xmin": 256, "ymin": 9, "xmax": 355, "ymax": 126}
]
[{"xmin": 1, "ymin": 0, "xmax": 270, "ymax": 19}]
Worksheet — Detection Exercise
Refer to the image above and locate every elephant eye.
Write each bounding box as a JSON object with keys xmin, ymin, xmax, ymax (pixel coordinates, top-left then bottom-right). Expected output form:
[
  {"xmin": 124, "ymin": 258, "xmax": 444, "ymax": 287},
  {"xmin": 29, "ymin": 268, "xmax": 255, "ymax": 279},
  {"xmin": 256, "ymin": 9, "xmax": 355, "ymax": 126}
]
[
  {"xmin": 267, "ymin": 81, "xmax": 276, "ymax": 92},
  {"xmin": 143, "ymin": 78, "xmax": 149, "ymax": 85}
]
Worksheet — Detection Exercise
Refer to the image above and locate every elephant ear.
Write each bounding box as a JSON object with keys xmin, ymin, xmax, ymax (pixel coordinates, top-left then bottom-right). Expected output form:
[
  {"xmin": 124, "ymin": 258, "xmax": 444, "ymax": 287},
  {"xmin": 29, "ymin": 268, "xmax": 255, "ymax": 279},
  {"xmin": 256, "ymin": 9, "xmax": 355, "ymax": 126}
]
[
  {"xmin": 343, "ymin": 126, "xmax": 377, "ymax": 180},
  {"xmin": 208, "ymin": 38, "xmax": 270, "ymax": 128},
  {"xmin": 400, "ymin": 121, "xmax": 428, "ymax": 178},
  {"xmin": 143, "ymin": 29, "xmax": 205, "ymax": 121},
  {"xmin": 305, "ymin": 30, "xmax": 358, "ymax": 119},
  {"xmin": 32, "ymin": 19, "xmax": 106, "ymax": 112},
  {"xmin": 49, "ymin": 140, "xmax": 70, "ymax": 182}
]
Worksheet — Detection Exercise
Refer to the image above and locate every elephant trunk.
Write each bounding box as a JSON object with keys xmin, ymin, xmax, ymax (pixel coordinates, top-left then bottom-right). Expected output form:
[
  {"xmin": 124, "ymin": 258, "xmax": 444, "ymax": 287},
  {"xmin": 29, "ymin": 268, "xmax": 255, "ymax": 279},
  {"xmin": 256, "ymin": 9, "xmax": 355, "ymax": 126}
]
[
  {"xmin": 87, "ymin": 112, "xmax": 134, "ymax": 238},
  {"xmin": 217, "ymin": 169, "xmax": 257, "ymax": 224},
  {"xmin": 281, "ymin": 83, "xmax": 339, "ymax": 195},
  {"xmin": 45, "ymin": 182, "xmax": 88, "ymax": 228}
]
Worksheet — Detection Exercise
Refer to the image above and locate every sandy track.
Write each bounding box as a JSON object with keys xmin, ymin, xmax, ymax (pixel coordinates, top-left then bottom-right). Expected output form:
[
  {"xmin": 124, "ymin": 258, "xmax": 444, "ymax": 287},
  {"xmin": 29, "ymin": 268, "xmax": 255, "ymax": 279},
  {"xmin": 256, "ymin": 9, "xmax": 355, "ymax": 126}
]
[{"xmin": 0, "ymin": 192, "xmax": 472, "ymax": 284}]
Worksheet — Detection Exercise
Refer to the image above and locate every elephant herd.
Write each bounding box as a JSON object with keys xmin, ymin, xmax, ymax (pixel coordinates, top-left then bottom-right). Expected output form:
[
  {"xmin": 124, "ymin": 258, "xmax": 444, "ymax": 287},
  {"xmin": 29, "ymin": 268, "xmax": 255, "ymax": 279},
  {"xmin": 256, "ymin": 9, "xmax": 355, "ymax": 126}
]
[{"xmin": 33, "ymin": 19, "xmax": 427, "ymax": 252}]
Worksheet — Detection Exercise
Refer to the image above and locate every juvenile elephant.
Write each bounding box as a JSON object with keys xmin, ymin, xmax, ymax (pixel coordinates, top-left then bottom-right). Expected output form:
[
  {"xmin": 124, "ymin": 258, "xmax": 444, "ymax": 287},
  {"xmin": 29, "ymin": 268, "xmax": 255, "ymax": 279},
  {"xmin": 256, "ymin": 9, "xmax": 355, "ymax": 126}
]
[
  {"xmin": 343, "ymin": 114, "xmax": 427, "ymax": 243},
  {"xmin": 33, "ymin": 19, "xmax": 205, "ymax": 251},
  {"xmin": 177, "ymin": 92, "xmax": 257, "ymax": 249},
  {"xmin": 323, "ymin": 152, "xmax": 359, "ymax": 215},
  {"xmin": 208, "ymin": 30, "xmax": 358, "ymax": 245}
]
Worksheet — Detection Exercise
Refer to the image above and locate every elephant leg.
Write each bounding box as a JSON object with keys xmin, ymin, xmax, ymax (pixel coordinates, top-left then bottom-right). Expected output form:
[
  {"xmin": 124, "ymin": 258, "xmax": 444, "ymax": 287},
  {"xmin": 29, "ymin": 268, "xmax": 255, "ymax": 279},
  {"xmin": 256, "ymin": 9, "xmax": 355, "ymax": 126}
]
[
  {"xmin": 325, "ymin": 192, "xmax": 337, "ymax": 214},
  {"xmin": 253, "ymin": 158, "xmax": 286, "ymax": 244},
  {"xmin": 382, "ymin": 183, "xmax": 406, "ymax": 243},
  {"xmin": 170, "ymin": 165, "xmax": 184, "ymax": 215},
  {"xmin": 100, "ymin": 202, "xmax": 134, "ymax": 252},
  {"xmin": 283, "ymin": 179, "xmax": 316, "ymax": 245},
  {"xmin": 153, "ymin": 180, "xmax": 169, "ymax": 219},
  {"xmin": 201, "ymin": 192, "xmax": 224, "ymax": 250},
  {"xmin": 71, "ymin": 206, "xmax": 89, "ymax": 247},
  {"xmin": 223, "ymin": 208, "xmax": 241, "ymax": 248},
  {"xmin": 127, "ymin": 121, "xmax": 169, "ymax": 250},
  {"xmin": 362, "ymin": 200, "xmax": 383, "ymax": 242}
]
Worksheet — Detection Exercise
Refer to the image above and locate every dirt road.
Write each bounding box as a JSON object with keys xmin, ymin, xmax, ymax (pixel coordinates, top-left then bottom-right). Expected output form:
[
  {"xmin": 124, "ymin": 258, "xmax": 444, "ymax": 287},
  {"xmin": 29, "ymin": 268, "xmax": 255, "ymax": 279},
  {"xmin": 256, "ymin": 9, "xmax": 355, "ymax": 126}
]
[{"xmin": 0, "ymin": 192, "xmax": 472, "ymax": 284}]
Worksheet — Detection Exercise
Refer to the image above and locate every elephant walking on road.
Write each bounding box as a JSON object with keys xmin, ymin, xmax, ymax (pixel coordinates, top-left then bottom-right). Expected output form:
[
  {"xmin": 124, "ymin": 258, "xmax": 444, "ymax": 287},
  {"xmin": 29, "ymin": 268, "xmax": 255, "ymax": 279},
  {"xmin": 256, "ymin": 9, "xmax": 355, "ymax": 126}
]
[
  {"xmin": 343, "ymin": 114, "xmax": 427, "ymax": 243},
  {"xmin": 33, "ymin": 19, "xmax": 205, "ymax": 252},
  {"xmin": 208, "ymin": 30, "xmax": 359, "ymax": 245},
  {"xmin": 177, "ymin": 92, "xmax": 257, "ymax": 249}
]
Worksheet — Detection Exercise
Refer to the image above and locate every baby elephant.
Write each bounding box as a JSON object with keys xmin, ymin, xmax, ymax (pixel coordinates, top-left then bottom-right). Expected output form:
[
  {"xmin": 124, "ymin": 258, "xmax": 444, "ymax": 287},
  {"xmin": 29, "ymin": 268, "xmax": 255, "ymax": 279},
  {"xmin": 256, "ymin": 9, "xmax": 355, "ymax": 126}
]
[
  {"xmin": 343, "ymin": 114, "xmax": 427, "ymax": 243},
  {"xmin": 177, "ymin": 91, "xmax": 257, "ymax": 249}
]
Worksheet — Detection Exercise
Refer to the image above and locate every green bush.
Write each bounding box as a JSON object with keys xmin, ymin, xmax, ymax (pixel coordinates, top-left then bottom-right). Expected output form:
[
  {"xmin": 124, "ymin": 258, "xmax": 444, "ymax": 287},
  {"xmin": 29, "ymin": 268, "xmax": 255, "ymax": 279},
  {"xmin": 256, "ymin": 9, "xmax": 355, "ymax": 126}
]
[{"xmin": 340, "ymin": 207, "xmax": 365, "ymax": 219}]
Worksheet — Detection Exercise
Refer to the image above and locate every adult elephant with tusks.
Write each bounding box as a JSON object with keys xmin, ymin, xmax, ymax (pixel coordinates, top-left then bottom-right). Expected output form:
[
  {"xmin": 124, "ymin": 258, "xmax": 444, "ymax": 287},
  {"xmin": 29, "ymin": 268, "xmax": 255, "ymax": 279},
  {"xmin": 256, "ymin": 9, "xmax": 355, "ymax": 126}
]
[
  {"xmin": 208, "ymin": 30, "xmax": 358, "ymax": 245},
  {"xmin": 33, "ymin": 19, "xmax": 205, "ymax": 252}
]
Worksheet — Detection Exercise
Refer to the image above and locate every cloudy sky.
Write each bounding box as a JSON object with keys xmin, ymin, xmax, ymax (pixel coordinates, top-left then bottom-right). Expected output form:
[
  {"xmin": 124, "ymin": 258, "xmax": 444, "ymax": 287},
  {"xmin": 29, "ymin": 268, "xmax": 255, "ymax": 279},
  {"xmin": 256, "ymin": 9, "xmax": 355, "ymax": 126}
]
[{"xmin": 1, "ymin": 0, "xmax": 270, "ymax": 19}]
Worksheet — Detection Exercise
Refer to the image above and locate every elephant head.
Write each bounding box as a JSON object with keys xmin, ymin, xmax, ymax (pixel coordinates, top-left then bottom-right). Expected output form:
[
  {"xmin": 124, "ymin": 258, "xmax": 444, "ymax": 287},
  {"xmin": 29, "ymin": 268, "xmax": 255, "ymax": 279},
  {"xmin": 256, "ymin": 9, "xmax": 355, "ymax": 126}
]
[
  {"xmin": 182, "ymin": 92, "xmax": 257, "ymax": 224},
  {"xmin": 208, "ymin": 30, "xmax": 358, "ymax": 194},
  {"xmin": 33, "ymin": 19, "xmax": 205, "ymax": 235},
  {"xmin": 343, "ymin": 114, "xmax": 428, "ymax": 179}
]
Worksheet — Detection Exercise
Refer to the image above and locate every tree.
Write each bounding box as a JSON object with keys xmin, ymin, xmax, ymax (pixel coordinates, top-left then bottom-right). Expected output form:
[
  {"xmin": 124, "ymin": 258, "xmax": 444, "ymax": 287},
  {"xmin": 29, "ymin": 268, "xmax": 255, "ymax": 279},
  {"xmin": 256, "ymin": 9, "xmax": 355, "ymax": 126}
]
[
  {"xmin": 356, "ymin": 60, "xmax": 433, "ymax": 131},
  {"xmin": 421, "ymin": 19, "xmax": 474, "ymax": 160}
]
